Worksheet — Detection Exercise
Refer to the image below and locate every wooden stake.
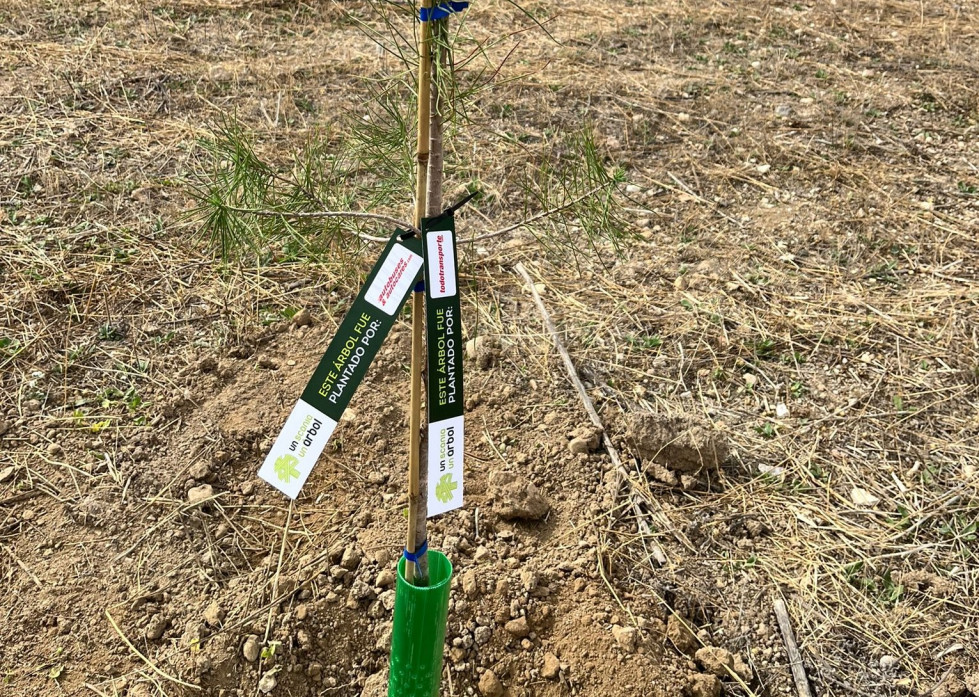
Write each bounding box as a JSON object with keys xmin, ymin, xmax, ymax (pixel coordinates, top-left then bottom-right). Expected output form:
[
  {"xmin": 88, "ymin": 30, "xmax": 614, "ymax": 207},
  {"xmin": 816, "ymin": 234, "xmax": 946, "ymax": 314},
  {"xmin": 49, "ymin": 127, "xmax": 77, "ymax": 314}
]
[{"xmin": 406, "ymin": 0, "xmax": 435, "ymax": 586}]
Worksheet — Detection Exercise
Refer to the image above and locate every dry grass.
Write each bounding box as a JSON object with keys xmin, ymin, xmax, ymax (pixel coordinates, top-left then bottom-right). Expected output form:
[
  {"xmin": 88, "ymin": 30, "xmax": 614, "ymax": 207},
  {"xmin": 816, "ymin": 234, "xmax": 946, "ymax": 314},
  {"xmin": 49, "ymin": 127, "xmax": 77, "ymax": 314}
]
[
  {"xmin": 481, "ymin": 1, "xmax": 979, "ymax": 693},
  {"xmin": 1, "ymin": 0, "xmax": 977, "ymax": 696}
]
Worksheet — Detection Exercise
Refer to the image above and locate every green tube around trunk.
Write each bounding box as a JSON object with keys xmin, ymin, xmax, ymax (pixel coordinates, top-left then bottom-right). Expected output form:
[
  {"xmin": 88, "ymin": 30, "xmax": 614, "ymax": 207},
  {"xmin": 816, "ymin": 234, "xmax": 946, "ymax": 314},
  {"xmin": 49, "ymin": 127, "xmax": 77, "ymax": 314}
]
[{"xmin": 388, "ymin": 550, "xmax": 453, "ymax": 697}]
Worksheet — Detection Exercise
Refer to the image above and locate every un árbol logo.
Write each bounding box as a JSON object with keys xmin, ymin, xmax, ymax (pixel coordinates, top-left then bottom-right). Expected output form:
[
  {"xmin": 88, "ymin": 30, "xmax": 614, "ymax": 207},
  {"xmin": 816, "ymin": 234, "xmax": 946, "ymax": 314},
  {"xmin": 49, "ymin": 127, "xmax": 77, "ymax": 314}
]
[{"xmin": 274, "ymin": 454, "xmax": 301, "ymax": 483}]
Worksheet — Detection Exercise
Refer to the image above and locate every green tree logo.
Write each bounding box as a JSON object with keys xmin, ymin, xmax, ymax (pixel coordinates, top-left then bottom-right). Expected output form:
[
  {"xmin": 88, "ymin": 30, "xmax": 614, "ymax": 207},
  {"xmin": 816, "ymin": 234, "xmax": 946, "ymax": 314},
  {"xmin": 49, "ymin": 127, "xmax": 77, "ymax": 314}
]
[
  {"xmin": 274, "ymin": 454, "xmax": 301, "ymax": 483},
  {"xmin": 435, "ymin": 473, "xmax": 458, "ymax": 503}
]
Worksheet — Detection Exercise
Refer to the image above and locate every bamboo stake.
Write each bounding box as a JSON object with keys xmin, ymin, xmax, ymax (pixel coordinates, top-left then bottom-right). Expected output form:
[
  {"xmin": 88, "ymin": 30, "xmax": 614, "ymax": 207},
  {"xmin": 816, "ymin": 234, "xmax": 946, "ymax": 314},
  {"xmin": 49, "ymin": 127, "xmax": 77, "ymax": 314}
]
[{"xmin": 406, "ymin": 0, "xmax": 435, "ymax": 586}]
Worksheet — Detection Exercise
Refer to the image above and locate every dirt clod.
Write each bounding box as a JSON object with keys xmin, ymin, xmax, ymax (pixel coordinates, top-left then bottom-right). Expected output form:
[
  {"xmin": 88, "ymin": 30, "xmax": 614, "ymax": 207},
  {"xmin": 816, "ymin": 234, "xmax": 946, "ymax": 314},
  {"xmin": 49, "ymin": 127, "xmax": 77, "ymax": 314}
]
[
  {"xmin": 612, "ymin": 625, "xmax": 638, "ymax": 653},
  {"xmin": 203, "ymin": 600, "xmax": 225, "ymax": 627},
  {"xmin": 488, "ymin": 471, "xmax": 550, "ymax": 521},
  {"xmin": 478, "ymin": 669, "xmax": 504, "ymax": 697},
  {"xmin": 686, "ymin": 673, "xmax": 721, "ymax": 697},
  {"xmin": 187, "ymin": 484, "xmax": 214, "ymax": 505},
  {"xmin": 144, "ymin": 614, "xmax": 167, "ymax": 641},
  {"xmin": 505, "ymin": 616, "xmax": 530, "ymax": 638},
  {"xmin": 624, "ymin": 413, "xmax": 729, "ymax": 473},
  {"xmin": 466, "ymin": 336, "xmax": 501, "ymax": 370},
  {"xmin": 695, "ymin": 646, "xmax": 734, "ymax": 677},
  {"xmin": 667, "ymin": 615, "xmax": 698, "ymax": 654},
  {"xmin": 542, "ymin": 651, "xmax": 561, "ymax": 679}
]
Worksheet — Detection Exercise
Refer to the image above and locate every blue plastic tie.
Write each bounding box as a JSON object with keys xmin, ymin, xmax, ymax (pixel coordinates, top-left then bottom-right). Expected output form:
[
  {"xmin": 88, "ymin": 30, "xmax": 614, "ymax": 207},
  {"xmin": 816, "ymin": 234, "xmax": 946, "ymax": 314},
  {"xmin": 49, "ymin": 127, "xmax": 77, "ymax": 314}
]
[
  {"xmin": 419, "ymin": 1, "xmax": 469, "ymax": 22},
  {"xmin": 414, "ymin": 279, "xmax": 426, "ymax": 292},
  {"xmin": 403, "ymin": 539, "xmax": 429, "ymax": 563}
]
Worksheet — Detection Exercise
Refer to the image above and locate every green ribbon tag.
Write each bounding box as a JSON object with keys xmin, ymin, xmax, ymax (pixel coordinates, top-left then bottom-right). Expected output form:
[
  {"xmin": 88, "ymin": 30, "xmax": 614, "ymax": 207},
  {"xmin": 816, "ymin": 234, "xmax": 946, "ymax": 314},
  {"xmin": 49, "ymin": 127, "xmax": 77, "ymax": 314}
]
[
  {"xmin": 422, "ymin": 212, "xmax": 464, "ymax": 516},
  {"xmin": 259, "ymin": 230, "xmax": 424, "ymax": 498}
]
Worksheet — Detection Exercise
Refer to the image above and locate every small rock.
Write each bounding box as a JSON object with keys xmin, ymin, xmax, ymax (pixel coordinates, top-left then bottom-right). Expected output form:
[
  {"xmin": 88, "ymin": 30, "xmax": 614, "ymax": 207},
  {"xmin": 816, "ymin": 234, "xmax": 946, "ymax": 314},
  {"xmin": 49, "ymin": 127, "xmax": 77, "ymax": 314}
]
[
  {"xmin": 743, "ymin": 373, "xmax": 758, "ymax": 388},
  {"xmin": 379, "ymin": 590, "xmax": 396, "ymax": 611},
  {"xmin": 291, "ymin": 308, "xmax": 312, "ymax": 327},
  {"xmin": 520, "ymin": 569, "xmax": 538, "ymax": 593},
  {"xmin": 487, "ymin": 471, "xmax": 550, "ymax": 521},
  {"xmin": 188, "ymin": 461, "xmax": 210, "ymax": 481},
  {"xmin": 47, "ymin": 442, "xmax": 63, "ymax": 456},
  {"xmin": 240, "ymin": 480, "xmax": 256, "ymax": 496},
  {"xmin": 695, "ymin": 646, "xmax": 734, "ymax": 677},
  {"xmin": 296, "ymin": 629, "xmax": 312, "ymax": 648},
  {"xmin": 0, "ymin": 466, "xmax": 14, "ymax": 483},
  {"xmin": 687, "ymin": 673, "xmax": 721, "ymax": 697},
  {"xmin": 774, "ymin": 104, "xmax": 792, "ymax": 118},
  {"xmin": 775, "ymin": 403, "xmax": 790, "ymax": 419},
  {"xmin": 478, "ymin": 669, "xmax": 504, "ymax": 697},
  {"xmin": 756, "ymin": 163, "xmax": 771, "ymax": 174},
  {"xmin": 612, "ymin": 625, "xmax": 637, "ymax": 653},
  {"xmin": 340, "ymin": 545, "xmax": 362, "ymax": 571},
  {"xmin": 449, "ymin": 647, "xmax": 467, "ymax": 664},
  {"xmin": 307, "ymin": 663, "xmax": 322, "ymax": 680},
  {"xmin": 879, "ymin": 654, "xmax": 900, "ymax": 670},
  {"xmin": 462, "ymin": 570, "xmax": 480, "ymax": 597},
  {"xmin": 568, "ymin": 437, "xmax": 591, "ymax": 454},
  {"xmin": 203, "ymin": 600, "xmax": 225, "ymax": 627},
  {"xmin": 187, "ymin": 484, "xmax": 214, "ymax": 505},
  {"xmin": 258, "ymin": 671, "xmax": 277, "ymax": 694},
  {"xmin": 542, "ymin": 652, "xmax": 561, "ymax": 679},
  {"xmin": 571, "ymin": 425, "xmax": 601, "ymax": 451},
  {"xmin": 376, "ymin": 569, "xmax": 396, "ymax": 587},
  {"xmin": 145, "ymin": 614, "xmax": 167, "ymax": 640},
  {"xmin": 505, "ymin": 616, "xmax": 530, "ymax": 638},
  {"xmin": 350, "ymin": 579, "xmax": 374, "ymax": 602},
  {"xmin": 242, "ymin": 635, "xmax": 260, "ymax": 662},
  {"xmin": 257, "ymin": 355, "xmax": 279, "ymax": 370},
  {"xmin": 474, "ymin": 626, "xmax": 492, "ymax": 646},
  {"xmin": 667, "ymin": 615, "xmax": 698, "ymax": 654}
]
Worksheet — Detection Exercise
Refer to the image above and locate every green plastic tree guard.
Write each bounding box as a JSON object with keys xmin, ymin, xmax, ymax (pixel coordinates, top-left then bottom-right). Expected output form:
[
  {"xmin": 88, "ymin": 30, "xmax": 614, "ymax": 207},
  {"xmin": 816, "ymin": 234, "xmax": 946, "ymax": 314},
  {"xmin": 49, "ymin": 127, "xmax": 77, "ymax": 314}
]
[{"xmin": 388, "ymin": 550, "xmax": 453, "ymax": 697}]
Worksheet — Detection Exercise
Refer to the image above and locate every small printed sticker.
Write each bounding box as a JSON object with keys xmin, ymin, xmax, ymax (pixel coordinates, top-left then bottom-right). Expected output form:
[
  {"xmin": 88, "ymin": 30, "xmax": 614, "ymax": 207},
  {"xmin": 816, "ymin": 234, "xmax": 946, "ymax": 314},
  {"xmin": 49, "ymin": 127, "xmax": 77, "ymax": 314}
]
[
  {"xmin": 364, "ymin": 243, "xmax": 424, "ymax": 315},
  {"xmin": 259, "ymin": 400, "xmax": 337, "ymax": 499},
  {"xmin": 426, "ymin": 230, "xmax": 457, "ymax": 299},
  {"xmin": 427, "ymin": 415, "xmax": 464, "ymax": 516}
]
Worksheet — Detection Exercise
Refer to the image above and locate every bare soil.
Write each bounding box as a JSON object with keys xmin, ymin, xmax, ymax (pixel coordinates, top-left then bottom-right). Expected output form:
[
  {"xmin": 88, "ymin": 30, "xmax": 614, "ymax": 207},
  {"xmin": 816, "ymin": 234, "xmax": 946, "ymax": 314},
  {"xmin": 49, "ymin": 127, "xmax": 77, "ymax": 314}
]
[{"xmin": 2, "ymin": 2, "xmax": 978, "ymax": 697}]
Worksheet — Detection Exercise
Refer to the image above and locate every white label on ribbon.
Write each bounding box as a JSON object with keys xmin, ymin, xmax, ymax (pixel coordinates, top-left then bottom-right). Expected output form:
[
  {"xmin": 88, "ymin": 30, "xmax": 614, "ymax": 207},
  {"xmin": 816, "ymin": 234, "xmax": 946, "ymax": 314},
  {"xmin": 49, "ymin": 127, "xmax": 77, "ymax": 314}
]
[
  {"xmin": 427, "ymin": 415, "xmax": 464, "ymax": 516},
  {"xmin": 426, "ymin": 229, "xmax": 457, "ymax": 299},
  {"xmin": 259, "ymin": 400, "xmax": 338, "ymax": 499},
  {"xmin": 364, "ymin": 243, "xmax": 424, "ymax": 315}
]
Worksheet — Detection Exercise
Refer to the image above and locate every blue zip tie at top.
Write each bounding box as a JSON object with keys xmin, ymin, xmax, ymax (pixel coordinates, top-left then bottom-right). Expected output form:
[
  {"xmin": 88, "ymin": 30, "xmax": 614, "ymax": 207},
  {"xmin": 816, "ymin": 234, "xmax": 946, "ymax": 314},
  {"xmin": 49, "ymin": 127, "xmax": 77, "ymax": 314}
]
[
  {"xmin": 403, "ymin": 539, "xmax": 428, "ymax": 563},
  {"xmin": 414, "ymin": 279, "xmax": 426, "ymax": 293},
  {"xmin": 419, "ymin": 1, "xmax": 469, "ymax": 21}
]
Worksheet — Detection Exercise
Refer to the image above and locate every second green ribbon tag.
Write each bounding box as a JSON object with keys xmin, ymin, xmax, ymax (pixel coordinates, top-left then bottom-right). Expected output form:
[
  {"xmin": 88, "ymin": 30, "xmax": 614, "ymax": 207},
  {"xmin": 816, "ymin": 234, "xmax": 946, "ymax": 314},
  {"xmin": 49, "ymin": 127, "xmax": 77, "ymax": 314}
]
[{"xmin": 422, "ymin": 212, "xmax": 464, "ymax": 517}]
